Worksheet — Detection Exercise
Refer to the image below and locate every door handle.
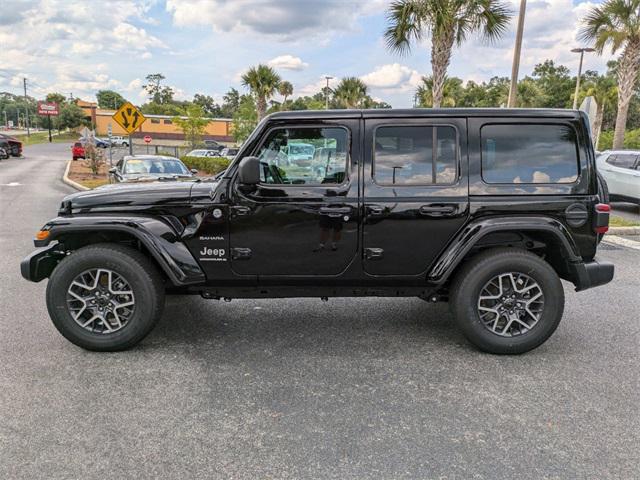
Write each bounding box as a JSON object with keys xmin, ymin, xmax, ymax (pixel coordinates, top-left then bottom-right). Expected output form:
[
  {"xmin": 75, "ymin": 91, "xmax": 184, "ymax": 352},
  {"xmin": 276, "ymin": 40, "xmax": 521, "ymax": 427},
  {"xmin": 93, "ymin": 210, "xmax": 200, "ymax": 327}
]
[
  {"xmin": 419, "ymin": 204, "xmax": 456, "ymax": 216},
  {"xmin": 367, "ymin": 205, "xmax": 384, "ymax": 216},
  {"xmin": 231, "ymin": 206, "xmax": 251, "ymax": 216},
  {"xmin": 319, "ymin": 206, "xmax": 351, "ymax": 218}
]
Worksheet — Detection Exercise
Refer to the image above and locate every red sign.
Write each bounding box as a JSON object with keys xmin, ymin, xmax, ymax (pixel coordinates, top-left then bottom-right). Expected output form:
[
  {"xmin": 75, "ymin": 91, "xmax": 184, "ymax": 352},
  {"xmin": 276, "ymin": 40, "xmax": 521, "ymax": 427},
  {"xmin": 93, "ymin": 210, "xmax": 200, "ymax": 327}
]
[
  {"xmin": 37, "ymin": 102, "xmax": 59, "ymax": 116},
  {"xmin": 143, "ymin": 135, "xmax": 152, "ymax": 144}
]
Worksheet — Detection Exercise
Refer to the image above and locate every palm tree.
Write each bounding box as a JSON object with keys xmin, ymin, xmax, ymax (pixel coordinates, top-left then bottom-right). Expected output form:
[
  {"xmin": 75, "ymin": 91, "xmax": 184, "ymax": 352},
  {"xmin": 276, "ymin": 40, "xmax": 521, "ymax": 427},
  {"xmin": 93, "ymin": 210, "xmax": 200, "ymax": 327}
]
[
  {"xmin": 416, "ymin": 75, "xmax": 463, "ymax": 107},
  {"xmin": 278, "ymin": 81, "xmax": 293, "ymax": 110},
  {"xmin": 580, "ymin": 0, "xmax": 640, "ymax": 149},
  {"xmin": 241, "ymin": 64, "xmax": 282, "ymax": 121},
  {"xmin": 582, "ymin": 75, "xmax": 618, "ymax": 149},
  {"xmin": 385, "ymin": 0, "xmax": 511, "ymax": 108},
  {"xmin": 333, "ymin": 77, "xmax": 369, "ymax": 109}
]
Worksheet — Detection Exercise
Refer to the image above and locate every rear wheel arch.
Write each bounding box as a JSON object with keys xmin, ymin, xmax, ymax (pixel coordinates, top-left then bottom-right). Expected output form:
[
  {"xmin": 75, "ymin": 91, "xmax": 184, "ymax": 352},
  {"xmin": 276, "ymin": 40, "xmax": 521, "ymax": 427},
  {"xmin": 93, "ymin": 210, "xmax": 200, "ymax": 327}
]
[{"xmin": 430, "ymin": 221, "xmax": 582, "ymax": 288}]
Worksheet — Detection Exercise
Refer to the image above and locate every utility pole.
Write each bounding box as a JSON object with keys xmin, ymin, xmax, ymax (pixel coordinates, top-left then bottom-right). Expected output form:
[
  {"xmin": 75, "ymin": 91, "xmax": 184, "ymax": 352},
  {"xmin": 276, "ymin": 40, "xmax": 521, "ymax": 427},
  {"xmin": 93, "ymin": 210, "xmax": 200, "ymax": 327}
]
[
  {"xmin": 571, "ymin": 47, "xmax": 595, "ymax": 109},
  {"xmin": 507, "ymin": 0, "xmax": 527, "ymax": 108},
  {"xmin": 23, "ymin": 77, "xmax": 30, "ymax": 136},
  {"xmin": 324, "ymin": 76, "xmax": 333, "ymax": 110}
]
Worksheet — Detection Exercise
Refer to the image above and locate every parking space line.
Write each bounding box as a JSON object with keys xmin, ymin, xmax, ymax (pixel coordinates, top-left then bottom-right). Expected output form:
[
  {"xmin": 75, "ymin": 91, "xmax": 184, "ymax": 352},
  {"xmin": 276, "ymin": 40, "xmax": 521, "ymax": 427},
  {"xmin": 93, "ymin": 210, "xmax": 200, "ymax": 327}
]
[{"xmin": 603, "ymin": 235, "xmax": 640, "ymax": 251}]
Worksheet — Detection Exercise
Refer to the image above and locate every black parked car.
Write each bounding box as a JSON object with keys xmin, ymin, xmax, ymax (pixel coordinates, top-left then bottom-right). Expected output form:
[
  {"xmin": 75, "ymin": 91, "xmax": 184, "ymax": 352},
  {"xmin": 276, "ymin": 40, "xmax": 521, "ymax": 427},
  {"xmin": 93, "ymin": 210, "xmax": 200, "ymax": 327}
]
[
  {"xmin": 21, "ymin": 109, "xmax": 613, "ymax": 354},
  {"xmin": 108, "ymin": 155, "xmax": 197, "ymax": 183}
]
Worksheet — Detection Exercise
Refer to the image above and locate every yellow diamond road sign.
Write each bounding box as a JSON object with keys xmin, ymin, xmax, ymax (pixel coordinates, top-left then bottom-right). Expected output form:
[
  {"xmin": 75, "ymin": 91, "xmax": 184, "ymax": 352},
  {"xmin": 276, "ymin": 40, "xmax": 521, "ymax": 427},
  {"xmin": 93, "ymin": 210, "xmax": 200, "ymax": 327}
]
[{"xmin": 112, "ymin": 102, "xmax": 146, "ymax": 134}]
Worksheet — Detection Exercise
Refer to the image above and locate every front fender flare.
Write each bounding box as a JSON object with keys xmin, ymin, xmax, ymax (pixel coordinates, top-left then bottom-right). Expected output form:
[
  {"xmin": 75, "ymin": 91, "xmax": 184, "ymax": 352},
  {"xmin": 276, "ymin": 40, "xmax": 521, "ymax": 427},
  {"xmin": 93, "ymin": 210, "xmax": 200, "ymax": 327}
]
[
  {"xmin": 428, "ymin": 216, "xmax": 581, "ymax": 285},
  {"xmin": 34, "ymin": 215, "xmax": 205, "ymax": 286}
]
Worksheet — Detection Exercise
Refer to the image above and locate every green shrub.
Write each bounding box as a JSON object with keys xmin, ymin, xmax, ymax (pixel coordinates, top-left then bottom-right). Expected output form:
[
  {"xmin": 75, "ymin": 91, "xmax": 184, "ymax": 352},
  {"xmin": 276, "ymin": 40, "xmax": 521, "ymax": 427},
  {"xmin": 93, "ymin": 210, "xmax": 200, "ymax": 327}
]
[
  {"xmin": 598, "ymin": 129, "xmax": 640, "ymax": 150},
  {"xmin": 180, "ymin": 156, "xmax": 230, "ymax": 175}
]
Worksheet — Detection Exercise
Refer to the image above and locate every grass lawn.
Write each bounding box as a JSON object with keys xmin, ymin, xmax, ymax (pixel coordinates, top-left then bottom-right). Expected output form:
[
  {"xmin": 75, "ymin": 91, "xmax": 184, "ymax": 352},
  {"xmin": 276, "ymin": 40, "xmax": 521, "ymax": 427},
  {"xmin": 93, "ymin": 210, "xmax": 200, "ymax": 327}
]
[
  {"xmin": 20, "ymin": 131, "xmax": 78, "ymax": 146},
  {"xmin": 610, "ymin": 215, "xmax": 640, "ymax": 227},
  {"xmin": 67, "ymin": 159, "xmax": 110, "ymax": 189}
]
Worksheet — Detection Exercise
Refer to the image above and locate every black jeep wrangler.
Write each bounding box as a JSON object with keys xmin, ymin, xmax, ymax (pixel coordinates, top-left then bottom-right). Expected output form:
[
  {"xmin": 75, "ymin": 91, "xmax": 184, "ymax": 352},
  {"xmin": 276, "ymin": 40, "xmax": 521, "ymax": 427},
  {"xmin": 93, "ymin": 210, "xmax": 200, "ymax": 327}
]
[{"xmin": 21, "ymin": 109, "xmax": 614, "ymax": 354}]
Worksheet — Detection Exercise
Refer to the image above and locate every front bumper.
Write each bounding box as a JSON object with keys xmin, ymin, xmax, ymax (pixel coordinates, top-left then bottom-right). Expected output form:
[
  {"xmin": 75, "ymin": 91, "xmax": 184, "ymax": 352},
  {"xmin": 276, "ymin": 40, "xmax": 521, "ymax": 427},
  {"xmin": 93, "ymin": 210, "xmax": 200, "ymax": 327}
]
[
  {"xmin": 20, "ymin": 244, "xmax": 61, "ymax": 282},
  {"xmin": 571, "ymin": 259, "xmax": 614, "ymax": 292}
]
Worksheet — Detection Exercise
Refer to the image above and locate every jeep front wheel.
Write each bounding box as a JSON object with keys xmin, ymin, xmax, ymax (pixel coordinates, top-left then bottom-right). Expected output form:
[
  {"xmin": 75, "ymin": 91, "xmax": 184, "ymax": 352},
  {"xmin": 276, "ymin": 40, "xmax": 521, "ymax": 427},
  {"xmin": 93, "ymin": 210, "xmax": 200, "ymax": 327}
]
[
  {"xmin": 46, "ymin": 244, "xmax": 165, "ymax": 351},
  {"xmin": 450, "ymin": 248, "xmax": 564, "ymax": 354}
]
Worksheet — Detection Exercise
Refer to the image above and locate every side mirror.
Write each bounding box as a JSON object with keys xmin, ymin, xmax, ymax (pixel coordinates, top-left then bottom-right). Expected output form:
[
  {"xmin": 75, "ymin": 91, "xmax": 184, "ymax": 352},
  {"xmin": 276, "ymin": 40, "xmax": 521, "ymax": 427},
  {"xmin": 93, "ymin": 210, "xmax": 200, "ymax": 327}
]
[
  {"xmin": 108, "ymin": 167, "xmax": 117, "ymax": 175},
  {"xmin": 190, "ymin": 168, "xmax": 198, "ymax": 174},
  {"xmin": 237, "ymin": 156, "xmax": 260, "ymax": 185}
]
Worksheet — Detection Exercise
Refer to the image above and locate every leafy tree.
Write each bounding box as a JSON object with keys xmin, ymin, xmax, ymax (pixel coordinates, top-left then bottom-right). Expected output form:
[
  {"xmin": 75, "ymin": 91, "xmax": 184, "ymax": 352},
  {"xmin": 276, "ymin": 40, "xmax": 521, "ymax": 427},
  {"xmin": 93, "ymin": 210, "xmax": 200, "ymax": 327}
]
[
  {"xmin": 220, "ymin": 88, "xmax": 240, "ymax": 118},
  {"xmin": 144, "ymin": 73, "xmax": 174, "ymax": 104},
  {"xmin": 57, "ymin": 102, "xmax": 87, "ymax": 130},
  {"xmin": 580, "ymin": 0, "xmax": 640, "ymax": 149},
  {"xmin": 232, "ymin": 95, "xmax": 258, "ymax": 143},
  {"xmin": 385, "ymin": 0, "xmax": 511, "ymax": 108},
  {"xmin": 416, "ymin": 76, "xmax": 463, "ymax": 107},
  {"xmin": 515, "ymin": 78, "xmax": 544, "ymax": 108},
  {"xmin": 96, "ymin": 90, "xmax": 126, "ymax": 110},
  {"xmin": 278, "ymin": 81, "xmax": 294, "ymax": 109},
  {"xmin": 45, "ymin": 93, "xmax": 66, "ymax": 105},
  {"xmin": 172, "ymin": 104, "xmax": 209, "ymax": 150},
  {"xmin": 193, "ymin": 94, "xmax": 222, "ymax": 117},
  {"xmin": 241, "ymin": 64, "xmax": 282, "ymax": 120},
  {"xmin": 529, "ymin": 60, "xmax": 574, "ymax": 108},
  {"xmin": 141, "ymin": 102, "xmax": 185, "ymax": 116},
  {"xmin": 581, "ymin": 74, "xmax": 618, "ymax": 148},
  {"xmin": 333, "ymin": 77, "xmax": 368, "ymax": 108}
]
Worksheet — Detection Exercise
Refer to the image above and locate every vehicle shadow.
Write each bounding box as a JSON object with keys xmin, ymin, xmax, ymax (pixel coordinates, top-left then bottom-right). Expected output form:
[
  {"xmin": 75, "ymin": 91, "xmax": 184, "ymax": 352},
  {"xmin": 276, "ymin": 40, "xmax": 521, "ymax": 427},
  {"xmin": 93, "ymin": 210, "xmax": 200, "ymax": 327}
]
[{"xmin": 143, "ymin": 296, "xmax": 470, "ymax": 359}]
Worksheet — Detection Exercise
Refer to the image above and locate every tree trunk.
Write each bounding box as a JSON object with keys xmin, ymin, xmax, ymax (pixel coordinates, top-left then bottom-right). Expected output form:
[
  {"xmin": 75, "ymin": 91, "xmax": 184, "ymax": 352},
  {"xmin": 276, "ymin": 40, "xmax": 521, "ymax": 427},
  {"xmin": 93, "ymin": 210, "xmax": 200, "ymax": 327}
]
[
  {"xmin": 613, "ymin": 42, "xmax": 640, "ymax": 149},
  {"xmin": 593, "ymin": 103, "xmax": 604, "ymax": 150},
  {"xmin": 256, "ymin": 96, "xmax": 267, "ymax": 121},
  {"xmin": 430, "ymin": 30, "xmax": 454, "ymax": 109}
]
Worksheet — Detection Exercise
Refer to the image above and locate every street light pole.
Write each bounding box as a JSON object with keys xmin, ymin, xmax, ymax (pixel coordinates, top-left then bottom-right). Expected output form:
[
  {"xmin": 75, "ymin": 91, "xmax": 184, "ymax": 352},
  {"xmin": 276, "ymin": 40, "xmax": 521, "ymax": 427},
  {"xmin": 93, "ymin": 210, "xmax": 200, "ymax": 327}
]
[
  {"xmin": 507, "ymin": 0, "xmax": 527, "ymax": 108},
  {"xmin": 324, "ymin": 76, "xmax": 333, "ymax": 110},
  {"xmin": 571, "ymin": 47, "xmax": 595, "ymax": 109}
]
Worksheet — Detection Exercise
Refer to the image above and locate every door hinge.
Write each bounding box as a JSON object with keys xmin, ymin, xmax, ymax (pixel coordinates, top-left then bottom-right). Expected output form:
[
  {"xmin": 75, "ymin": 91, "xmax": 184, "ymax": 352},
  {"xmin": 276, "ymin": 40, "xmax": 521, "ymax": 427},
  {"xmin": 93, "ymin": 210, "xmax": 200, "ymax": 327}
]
[
  {"xmin": 364, "ymin": 248, "xmax": 384, "ymax": 260},
  {"xmin": 231, "ymin": 247, "xmax": 252, "ymax": 260}
]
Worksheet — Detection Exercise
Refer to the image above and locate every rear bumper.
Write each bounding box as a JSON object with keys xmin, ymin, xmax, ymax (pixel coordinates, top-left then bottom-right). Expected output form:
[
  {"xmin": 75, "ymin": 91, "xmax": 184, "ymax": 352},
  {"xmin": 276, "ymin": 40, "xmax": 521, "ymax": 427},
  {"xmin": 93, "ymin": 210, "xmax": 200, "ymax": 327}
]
[
  {"xmin": 20, "ymin": 244, "xmax": 61, "ymax": 282},
  {"xmin": 571, "ymin": 259, "xmax": 614, "ymax": 292}
]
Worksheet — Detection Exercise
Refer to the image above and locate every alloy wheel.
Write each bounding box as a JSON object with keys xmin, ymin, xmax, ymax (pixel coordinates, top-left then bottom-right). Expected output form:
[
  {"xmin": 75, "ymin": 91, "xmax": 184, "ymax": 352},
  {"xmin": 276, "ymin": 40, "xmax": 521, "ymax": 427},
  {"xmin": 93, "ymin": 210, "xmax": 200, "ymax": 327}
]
[
  {"xmin": 477, "ymin": 272, "xmax": 545, "ymax": 337},
  {"xmin": 66, "ymin": 268, "xmax": 135, "ymax": 334}
]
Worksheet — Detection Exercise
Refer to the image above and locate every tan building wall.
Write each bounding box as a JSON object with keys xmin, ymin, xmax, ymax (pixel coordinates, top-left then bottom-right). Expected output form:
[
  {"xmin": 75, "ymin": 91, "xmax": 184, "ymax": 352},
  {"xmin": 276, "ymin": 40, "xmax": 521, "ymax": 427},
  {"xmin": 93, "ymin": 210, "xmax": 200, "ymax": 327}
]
[
  {"xmin": 76, "ymin": 100, "xmax": 234, "ymax": 143},
  {"xmin": 94, "ymin": 111, "xmax": 234, "ymax": 142}
]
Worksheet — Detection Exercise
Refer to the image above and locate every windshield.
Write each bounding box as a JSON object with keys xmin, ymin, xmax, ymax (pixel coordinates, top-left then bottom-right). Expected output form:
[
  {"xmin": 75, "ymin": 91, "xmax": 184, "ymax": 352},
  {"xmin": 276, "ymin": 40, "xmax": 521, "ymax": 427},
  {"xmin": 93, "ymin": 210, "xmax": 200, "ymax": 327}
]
[{"xmin": 123, "ymin": 158, "xmax": 190, "ymax": 175}]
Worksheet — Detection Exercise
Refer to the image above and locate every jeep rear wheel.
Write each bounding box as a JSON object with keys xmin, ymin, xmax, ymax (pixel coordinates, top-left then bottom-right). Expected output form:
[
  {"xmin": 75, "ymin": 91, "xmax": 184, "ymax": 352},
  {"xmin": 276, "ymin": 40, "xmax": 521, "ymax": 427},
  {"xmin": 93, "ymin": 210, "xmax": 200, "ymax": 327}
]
[
  {"xmin": 46, "ymin": 244, "xmax": 165, "ymax": 351},
  {"xmin": 450, "ymin": 248, "xmax": 564, "ymax": 354}
]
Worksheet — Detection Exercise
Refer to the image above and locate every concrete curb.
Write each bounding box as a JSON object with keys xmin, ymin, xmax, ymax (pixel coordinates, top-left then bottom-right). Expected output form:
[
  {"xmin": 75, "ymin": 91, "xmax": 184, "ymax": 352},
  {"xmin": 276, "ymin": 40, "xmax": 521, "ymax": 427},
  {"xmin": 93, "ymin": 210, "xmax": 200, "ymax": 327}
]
[
  {"xmin": 62, "ymin": 160, "xmax": 89, "ymax": 191},
  {"xmin": 607, "ymin": 226, "xmax": 640, "ymax": 236}
]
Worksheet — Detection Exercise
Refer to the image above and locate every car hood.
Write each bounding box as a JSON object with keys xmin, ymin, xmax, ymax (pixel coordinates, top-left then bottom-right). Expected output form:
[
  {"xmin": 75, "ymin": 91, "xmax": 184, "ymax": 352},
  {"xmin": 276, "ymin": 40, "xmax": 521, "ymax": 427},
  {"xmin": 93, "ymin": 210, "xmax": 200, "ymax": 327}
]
[{"xmin": 62, "ymin": 181, "xmax": 210, "ymax": 212}]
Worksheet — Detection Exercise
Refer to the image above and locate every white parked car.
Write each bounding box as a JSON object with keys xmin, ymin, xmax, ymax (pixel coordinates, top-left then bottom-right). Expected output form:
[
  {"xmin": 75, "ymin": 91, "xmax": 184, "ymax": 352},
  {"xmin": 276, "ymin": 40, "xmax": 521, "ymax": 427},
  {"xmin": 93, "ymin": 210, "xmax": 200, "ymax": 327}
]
[
  {"xmin": 220, "ymin": 147, "xmax": 239, "ymax": 160},
  {"xmin": 109, "ymin": 136, "xmax": 129, "ymax": 147},
  {"xmin": 186, "ymin": 149, "xmax": 218, "ymax": 157},
  {"xmin": 596, "ymin": 150, "xmax": 640, "ymax": 204}
]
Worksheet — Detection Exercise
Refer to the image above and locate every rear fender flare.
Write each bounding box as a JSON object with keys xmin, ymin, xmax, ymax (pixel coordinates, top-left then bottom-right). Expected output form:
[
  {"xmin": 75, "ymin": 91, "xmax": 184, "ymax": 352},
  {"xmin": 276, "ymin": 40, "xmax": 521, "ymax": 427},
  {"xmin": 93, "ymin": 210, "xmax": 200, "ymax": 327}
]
[{"xmin": 428, "ymin": 216, "xmax": 581, "ymax": 284}]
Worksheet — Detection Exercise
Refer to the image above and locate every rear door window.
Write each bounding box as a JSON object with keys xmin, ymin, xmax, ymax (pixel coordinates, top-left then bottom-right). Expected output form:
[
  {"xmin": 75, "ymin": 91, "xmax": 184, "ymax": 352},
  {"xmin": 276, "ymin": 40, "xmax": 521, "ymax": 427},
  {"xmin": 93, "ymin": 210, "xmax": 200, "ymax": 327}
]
[
  {"xmin": 481, "ymin": 124, "xmax": 579, "ymax": 184},
  {"xmin": 373, "ymin": 125, "xmax": 458, "ymax": 185}
]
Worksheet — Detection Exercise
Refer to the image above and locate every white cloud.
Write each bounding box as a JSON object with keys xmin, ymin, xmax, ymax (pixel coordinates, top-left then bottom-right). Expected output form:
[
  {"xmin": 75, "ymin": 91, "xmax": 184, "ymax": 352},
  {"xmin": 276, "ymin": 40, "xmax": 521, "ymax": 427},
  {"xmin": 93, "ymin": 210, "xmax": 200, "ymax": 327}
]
[
  {"xmin": 166, "ymin": 0, "xmax": 384, "ymax": 41},
  {"xmin": 360, "ymin": 63, "xmax": 422, "ymax": 90},
  {"xmin": 297, "ymin": 75, "xmax": 339, "ymax": 97},
  {"xmin": 267, "ymin": 55, "xmax": 309, "ymax": 71}
]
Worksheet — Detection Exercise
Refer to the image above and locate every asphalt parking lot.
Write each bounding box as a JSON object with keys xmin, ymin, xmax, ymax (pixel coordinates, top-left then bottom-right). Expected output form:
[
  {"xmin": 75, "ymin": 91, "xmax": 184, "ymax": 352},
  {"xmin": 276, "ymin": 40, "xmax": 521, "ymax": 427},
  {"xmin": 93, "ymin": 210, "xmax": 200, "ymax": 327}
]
[{"xmin": 1, "ymin": 143, "xmax": 639, "ymax": 479}]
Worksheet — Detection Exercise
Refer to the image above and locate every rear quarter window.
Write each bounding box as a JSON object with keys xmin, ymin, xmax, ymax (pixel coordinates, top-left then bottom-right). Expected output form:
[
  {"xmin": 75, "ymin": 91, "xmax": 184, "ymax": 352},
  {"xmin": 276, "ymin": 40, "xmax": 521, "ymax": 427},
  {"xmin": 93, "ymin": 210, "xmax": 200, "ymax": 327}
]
[{"xmin": 481, "ymin": 124, "xmax": 579, "ymax": 184}]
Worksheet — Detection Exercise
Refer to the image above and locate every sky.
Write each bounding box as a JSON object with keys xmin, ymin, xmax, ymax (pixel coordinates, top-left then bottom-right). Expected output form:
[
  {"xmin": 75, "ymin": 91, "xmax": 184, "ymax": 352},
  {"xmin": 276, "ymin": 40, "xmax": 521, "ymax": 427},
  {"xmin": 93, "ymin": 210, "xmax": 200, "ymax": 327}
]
[{"xmin": 0, "ymin": 0, "xmax": 614, "ymax": 108}]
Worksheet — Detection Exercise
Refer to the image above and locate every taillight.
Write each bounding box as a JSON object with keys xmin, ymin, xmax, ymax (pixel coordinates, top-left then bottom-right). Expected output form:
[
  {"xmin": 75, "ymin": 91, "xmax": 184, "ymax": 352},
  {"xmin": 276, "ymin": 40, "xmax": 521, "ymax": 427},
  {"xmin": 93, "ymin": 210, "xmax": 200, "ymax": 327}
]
[{"xmin": 594, "ymin": 203, "xmax": 610, "ymax": 234}]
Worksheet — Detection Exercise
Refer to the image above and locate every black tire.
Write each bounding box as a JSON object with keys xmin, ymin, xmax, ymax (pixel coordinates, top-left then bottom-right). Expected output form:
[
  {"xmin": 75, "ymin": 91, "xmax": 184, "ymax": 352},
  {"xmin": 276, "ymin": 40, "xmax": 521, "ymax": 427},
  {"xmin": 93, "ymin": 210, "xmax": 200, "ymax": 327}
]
[
  {"xmin": 450, "ymin": 248, "xmax": 564, "ymax": 354},
  {"xmin": 46, "ymin": 244, "xmax": 165, "ymax": 351}
]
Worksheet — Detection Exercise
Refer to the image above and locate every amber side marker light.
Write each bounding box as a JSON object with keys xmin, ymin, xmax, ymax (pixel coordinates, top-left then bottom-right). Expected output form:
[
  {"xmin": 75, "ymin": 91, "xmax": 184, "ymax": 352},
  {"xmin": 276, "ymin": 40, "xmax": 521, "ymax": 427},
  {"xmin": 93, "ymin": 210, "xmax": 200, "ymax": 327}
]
[{"xmin": 35, "ymin": 230, "xmax": 50, "ymax": 241}]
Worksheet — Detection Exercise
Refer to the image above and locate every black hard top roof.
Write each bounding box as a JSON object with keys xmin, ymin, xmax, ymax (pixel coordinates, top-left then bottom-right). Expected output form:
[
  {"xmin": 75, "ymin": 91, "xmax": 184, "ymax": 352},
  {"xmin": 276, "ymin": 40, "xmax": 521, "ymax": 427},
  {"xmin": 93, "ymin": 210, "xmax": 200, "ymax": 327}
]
[{"xmin": 266, "ymin": 108, "xmax": 582, "ymax": 121}]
